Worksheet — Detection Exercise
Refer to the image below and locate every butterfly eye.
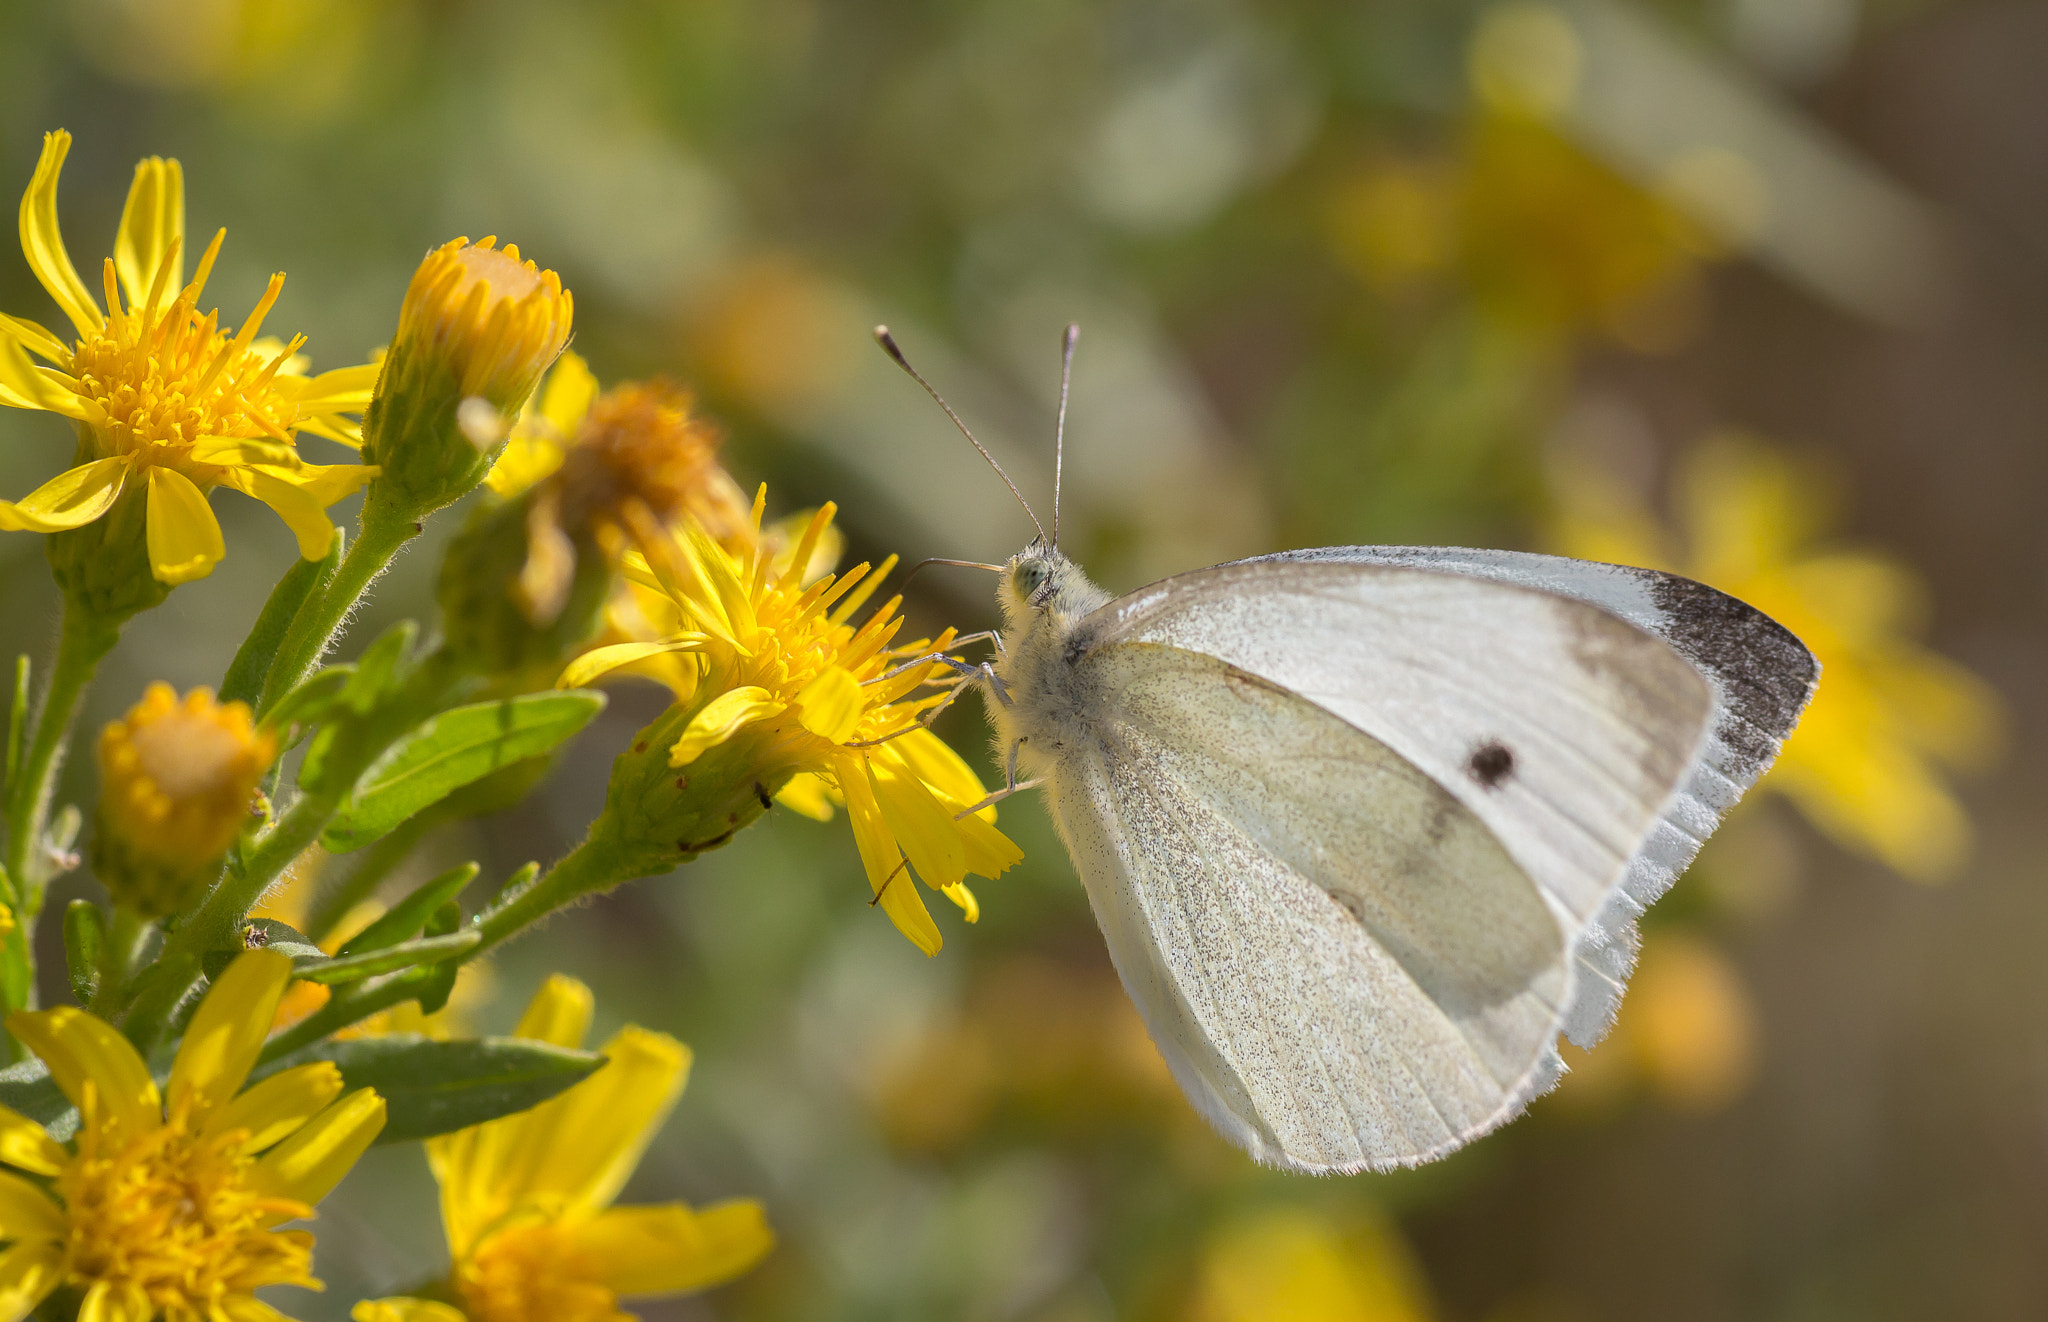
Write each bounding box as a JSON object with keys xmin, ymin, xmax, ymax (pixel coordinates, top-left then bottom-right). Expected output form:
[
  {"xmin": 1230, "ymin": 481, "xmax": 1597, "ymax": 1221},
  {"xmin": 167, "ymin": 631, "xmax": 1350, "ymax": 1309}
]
[{"xmin": 1013, "ymin": 559, "xmax": 1051, "ymax": 600}]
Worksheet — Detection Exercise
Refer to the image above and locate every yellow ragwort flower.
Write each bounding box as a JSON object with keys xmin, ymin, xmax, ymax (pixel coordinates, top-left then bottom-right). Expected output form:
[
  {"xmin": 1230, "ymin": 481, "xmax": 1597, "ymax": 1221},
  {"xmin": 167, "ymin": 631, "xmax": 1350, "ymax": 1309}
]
[
  {"xmin": 564, "ymin": 495, "xmax": 1022, "ymax": 955},
  {"xmin": 390, "ymin": 238, "xmax": 572, "ymax": 414},
  {"xmin": 1190, "ymin": 1205, "xmax": 1437, "ymax": 1322},
  {"xmin": 484, "ymin": 355, "xmax": 752, "ymax": 625},
  {"xmin": 0, "ymin": 951, "xmax": 387, "ymax": 1321},
  {"xmin": 0, "ymin": 131, "xmax": 379, "ymax": 584},
  {"xmin": 92, "ymin": 682, "xmax": 277, "ymax": 916},
  {"xmin": 356, "ymin": 975, "xmax": 772, "ymax": 1322},
  {"xmin": 1551, "ymin": 434, "xmax": 2003, "ymax": 881}
]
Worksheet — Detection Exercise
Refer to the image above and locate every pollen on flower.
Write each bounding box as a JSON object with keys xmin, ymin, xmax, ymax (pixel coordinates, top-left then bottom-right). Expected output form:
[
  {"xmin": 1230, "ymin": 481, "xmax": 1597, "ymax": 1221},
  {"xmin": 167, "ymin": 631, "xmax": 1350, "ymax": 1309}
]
[
  {"xmin": 94, "ymin": 682, "xmax": 276, "ymax": 914},
  {"xmin": 56, "ymin": 1102, "xmax": 318, "ymax": 1308},
  {"xmin": 457, "ymin": 1221, "xmax": 620, "ymax": 1322}
]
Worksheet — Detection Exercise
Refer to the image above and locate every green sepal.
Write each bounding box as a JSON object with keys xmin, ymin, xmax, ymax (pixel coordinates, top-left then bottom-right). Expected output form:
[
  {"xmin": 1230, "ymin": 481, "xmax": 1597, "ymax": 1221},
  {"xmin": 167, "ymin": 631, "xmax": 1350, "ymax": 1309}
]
[
  {"xmin": 227, "ymin": 531, "xmax": 343, "ymax": 711},
  {"xmin": 336, "ymin": 862, "xmax": 479, "ymax": 957},
  {"xmin": 273, "ymin": 1033, "xmax": 605, "ymax": 1145},
  {"xmin": 294, "ymin": 929, "xmax": 479, "ymax": 985},
  {"xmin": 319, "ymin": 691, "xmax": 605, "ymax": 852},
  {"xmin": 63, "ymin": 900, "xmax": 104, "ymax": 1005}
]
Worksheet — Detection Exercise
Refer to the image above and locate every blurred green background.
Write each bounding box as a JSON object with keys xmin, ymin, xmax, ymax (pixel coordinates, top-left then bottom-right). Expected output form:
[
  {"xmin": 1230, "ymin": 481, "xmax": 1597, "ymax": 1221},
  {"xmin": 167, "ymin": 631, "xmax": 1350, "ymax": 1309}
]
[{"xmin": 3, "ymin": 0, "xmax": 2046, "ymax": 1318}]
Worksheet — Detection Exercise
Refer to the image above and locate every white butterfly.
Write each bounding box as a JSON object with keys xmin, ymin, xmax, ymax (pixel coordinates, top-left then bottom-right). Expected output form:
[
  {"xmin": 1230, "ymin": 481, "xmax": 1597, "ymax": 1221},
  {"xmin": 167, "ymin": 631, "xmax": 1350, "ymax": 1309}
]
[{"xmin": 877, "ymin": 326, "xmax": 1818, "ymax": 1174}]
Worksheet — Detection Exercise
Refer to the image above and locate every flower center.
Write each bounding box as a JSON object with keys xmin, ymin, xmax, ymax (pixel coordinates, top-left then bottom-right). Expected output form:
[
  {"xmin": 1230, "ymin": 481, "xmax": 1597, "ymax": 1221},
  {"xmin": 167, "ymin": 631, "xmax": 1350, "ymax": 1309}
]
[
  {"xmin": 57, "ymin": 1110, "xmax": 317, "ymax": 1310},
  {"xmin": 65, "ymin": 283, "xmax": 299, "ymax": 470},
  {"xmin": 458, "ymin": 1221, "xmax": 626, "ymax": 1322}
]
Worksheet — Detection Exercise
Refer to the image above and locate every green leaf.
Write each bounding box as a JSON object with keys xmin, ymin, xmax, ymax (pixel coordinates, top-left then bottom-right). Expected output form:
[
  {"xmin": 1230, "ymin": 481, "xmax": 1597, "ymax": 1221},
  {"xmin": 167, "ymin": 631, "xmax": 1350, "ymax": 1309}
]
[
  {"xmin": 4, "ymin": 654, "xmax": 25, "ymax": 793},
  {"xmin": 228, "ymin": 532, "xmax": 342, "ymax": 711},
  {"xmin": 63, "ymin": 900, "xmax": 104, "ymax": 1005},
  {"xmin": 0, "ymin": 1060, "xmax": 73, "ymax": 1140},
  {"xmin": 295, "ymin": 929, "xmax": 479, "ymax": 985},
  {"xmin": 266, "ymin": 666, "xmax": 354, "ymax": 739},
  {"xmin": 278, "ymin": 1034, "xmax": 605, "ymax": 1145},
  {"xmin": 339, "ymin": 619, "xmax": 419, "ymax": 716},
  {"xmin": 412, "ymin": 901, "xmax": 463, "ymax": 1015},
  {"xmin": 320, "ymin": 692, "xmax": 605, "ymax": 852},
  {"xmin": 336, "ymin": 862, "xmax": 478, "ymax": 957}
]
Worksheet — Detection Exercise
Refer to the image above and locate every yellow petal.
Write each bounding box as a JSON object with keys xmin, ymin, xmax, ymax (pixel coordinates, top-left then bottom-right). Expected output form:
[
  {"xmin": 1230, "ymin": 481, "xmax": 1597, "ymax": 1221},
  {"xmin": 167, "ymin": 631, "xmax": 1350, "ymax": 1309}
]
[
  {"xmin": 0, "ymin": 457, "xmax": 125, "ymax": 533},
  {"xmin": 514, "ymin": 974, "xmax": 594, "ymax": 1049},
  {"xmin": 837, "ymin": 753, "xmax": 940, "ymax": 956},
  {"xmin": 942, "ymin": 882, "xmax": 980, "ymax": 923},
  {"xmin": 794, "ymin": 666, "xmax": 865, "ymax": 745},
  {"xmin": 537, "ymin": 349, "xmax": 597, "ymax": 433},
  {"xmin": 0, "ymin": 1171, "xmax": 64, "ymax": 1244},
  {"xmin": 869, "ymin": 749, "xmax": 967, "ymax": 891},
  {"xmin": 169, "ymin": 950, "xmax": 294, "ymax": 1120},
  {"xmin": 0, "ymin": 1105, "xmax": 66, "ymax": 1176},
  {"xmin": 572, "ymin": 1199, "xmax": 775, "ymax": 1297},
  {"xmin": 113, "ymin": 155, "xmax": 183, "ymax": 311},
  {"xmin": 556, "ymin": 640, "xmax": 698, "ymax": 690},
  {"xmin": 227, "ymin": 466, "xmax": 338, "ymax": 561},
  {"xmin": 669, "ymin": 687, "xmax": 784, "ymax": 766},
  {"xmin": 18, "ymin": 131, "xmax": 103, "ymax": 338},
  {"xmin": 486, "ymin": 1027, "xmax": 690, "ymax": 1219},
  {"xmin": 144, "ymin": 465, "xmax": 225, "ymax": 584},
  {"xmin": 484, "ymin": 430, "xmax": 563, "ymax": 497},
  {"xmin": 268, "ymin": 460, "xmax": 380, "ymax": 508},
  {"xmin": 889, "ymin": 727, "xmax": 995, "ymax": 820},
  {"xmin": 352, "ymin": 1301, "xmax": 467, "ymax": 1322},
  {"xmin": 77, "ymin": 1279, "xmax": 151, "ymax": 1322},
  {"xmin": 0, "ymin": 1241, "xmax": 62, "ymax": 1320},
  {"xmin": 5, "ymin": 1006, "xmax": 160, "ymax": 1140},
  {"xmin": 773, "ymin": 772, "xmax": 841, "ymax": 822},
  {"xmin": 204, "ymin": 1061, "xmax": 345, "ymax": 1154},
  {"xmin": 290, "ymin": 362, "xmax": 379, "ymax": 412},
  {"xmin": 250, "ymin": 1088, "xmax": 386, "ymax": 1211},
  {"xmin": 0, "ymin": 330, "xmax": 94, "ymax": 421},
  {"xmin": 0, "ymin": 312, "xmax": 67, "ymax": 363},
  {"xmin": 189, "ymin": 436, "xmax": 302, "ymax": 468}
]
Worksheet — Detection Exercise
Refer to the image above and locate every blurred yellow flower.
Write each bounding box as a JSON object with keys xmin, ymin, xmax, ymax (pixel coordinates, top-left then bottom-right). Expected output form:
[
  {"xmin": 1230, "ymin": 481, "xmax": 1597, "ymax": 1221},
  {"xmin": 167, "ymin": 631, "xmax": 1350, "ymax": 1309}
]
[
  {"xmin": 0, "ymin": 951, "xmax": 386, "ymax": 1320},
  {"xmin": 484, "ymin": 356, "xmax": 753, "ymax": 625},
  {"xmin": 92, "ymin": 682, "xmax": 276, "ymax": 916},
  {"xmin": 1190, "ymin": 1205, "xmax": 1436, "ymax": 1322},
  {"xmin": 1552, "ymin": 434, "xmax": 2003, "ymax": 880},
  {"xmin": 1330, "ymin": 113, "xmax": 1715, "ymax": 353},
  {"xmin": 359, "ymin": 975, "xmax": 773, "ymax": 1322},
  {"xmin": 564, "ymin": 495, "xmax": 1021, "ymax": 955},
  {"xmin": 1, "ymin": 131, "xmax": 379, "ymax": 584},
  {"xmin": 1554, "ymin": 931, "xmax": 1757, "ymax": 1114}
]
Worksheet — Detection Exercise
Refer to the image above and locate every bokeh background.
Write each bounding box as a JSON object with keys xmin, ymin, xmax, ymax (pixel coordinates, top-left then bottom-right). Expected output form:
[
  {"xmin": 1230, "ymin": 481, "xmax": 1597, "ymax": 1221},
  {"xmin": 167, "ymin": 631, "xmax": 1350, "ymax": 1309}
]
[{"xmin": 2, "ymin": 0, "xmax": 2045, "ymax": 1318}]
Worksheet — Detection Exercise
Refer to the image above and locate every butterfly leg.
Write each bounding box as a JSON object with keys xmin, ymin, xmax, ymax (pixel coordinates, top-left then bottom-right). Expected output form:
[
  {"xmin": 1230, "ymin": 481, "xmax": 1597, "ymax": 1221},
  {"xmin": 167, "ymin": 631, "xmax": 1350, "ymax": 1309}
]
[
  {"xmin": 869, "ymin": 651, "xmax": 1013, "ymax": 706},
  {"xmin": 952, "ymin": 739, "xmax": 1043, "ymax": 819}
]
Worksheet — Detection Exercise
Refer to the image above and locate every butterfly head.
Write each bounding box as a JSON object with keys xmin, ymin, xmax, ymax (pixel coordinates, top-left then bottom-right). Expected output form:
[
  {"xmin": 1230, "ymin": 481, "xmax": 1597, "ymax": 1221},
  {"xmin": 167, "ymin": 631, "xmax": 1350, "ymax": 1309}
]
[{"xmin": 998, "ymin": 538, "xmax": 1109, "ymax": 631}]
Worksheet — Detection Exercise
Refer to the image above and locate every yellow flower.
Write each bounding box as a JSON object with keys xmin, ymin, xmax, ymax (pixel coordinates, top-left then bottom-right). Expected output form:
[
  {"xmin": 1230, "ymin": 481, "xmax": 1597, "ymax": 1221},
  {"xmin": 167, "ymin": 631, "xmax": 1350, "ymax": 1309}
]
[
  {"xmin": 1190, "ymin": 1205, "xmax": 1436, "ymax": 1322},
  {"xmin": 482, "ymin": 357, "xmax": 752, "ymax": 625},
  {"xmin": 92, "ymin": 682, "xmax": 277, "ymax": 916},
  {"xmin": 357, "ymin": 975, "xmax": 773, "ymax": 1322},
  {"xmin": 1551, "ymin": 434, "xmax": 2003, "ymax": 880},
  {"xmin": 564, "ymin": 495, "xmax": 1022, "ymax": 955},
  {"xmin": 0, "ymin": 131, "xmax": 379, "ymax": 584},
  {"xmin": 388, "ymin": 238, "xmax": 572, "ymax": 414},
  {"xmin": 0, "ymin": 950, "xmax": 387, "ymax": 1321}
]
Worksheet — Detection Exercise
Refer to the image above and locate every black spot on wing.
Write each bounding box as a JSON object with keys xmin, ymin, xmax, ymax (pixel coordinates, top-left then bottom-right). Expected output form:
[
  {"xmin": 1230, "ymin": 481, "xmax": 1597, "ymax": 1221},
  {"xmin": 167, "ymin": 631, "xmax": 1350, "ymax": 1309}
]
[
  {"xmin": 1468, "ymin": 740, "xmax": 1515, "ymax": 789},
  {"xmin": 1641, "ymin": 570, "xmax": 1819, "ymax": 779}
]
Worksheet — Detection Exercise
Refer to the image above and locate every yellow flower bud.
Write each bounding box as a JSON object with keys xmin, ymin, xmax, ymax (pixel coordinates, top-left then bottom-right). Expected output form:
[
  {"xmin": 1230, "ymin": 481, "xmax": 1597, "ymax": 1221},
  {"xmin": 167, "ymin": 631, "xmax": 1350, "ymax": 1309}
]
[
  {"xmin": 363, "ymin": 238, "xmax": 574, "ymax": 519},
  {"xmin": 92, "ymin": 683, "xmax": 277, "ymax": 915}
]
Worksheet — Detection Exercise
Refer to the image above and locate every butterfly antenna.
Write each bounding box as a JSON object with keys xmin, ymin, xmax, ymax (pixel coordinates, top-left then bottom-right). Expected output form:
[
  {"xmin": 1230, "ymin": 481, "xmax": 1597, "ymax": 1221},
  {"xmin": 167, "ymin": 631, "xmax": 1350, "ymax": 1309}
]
[
  {"xmin": 1053, "ymin": 322, "xmax": 1078, "ymax": 548},
  {"xmin": 874, "ymin": 326, "xmax": 1048, "ymax": 544},
  {"xmin": 901, "ymin": 557, "xmax": 1005, "ymax": 590}
]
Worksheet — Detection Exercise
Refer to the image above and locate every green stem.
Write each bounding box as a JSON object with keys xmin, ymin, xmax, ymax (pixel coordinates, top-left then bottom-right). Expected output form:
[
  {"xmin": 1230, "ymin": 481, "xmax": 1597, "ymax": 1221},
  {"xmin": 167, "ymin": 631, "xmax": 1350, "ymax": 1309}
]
[
  {"xmin": 259, "ymin": 495, "xmax": 418, "ymax": 716},
  {"xmin": 4, "ymin": 604, "xmax": 118, "ymax": 895},
  {"xmin": 468, "ymin": 833, "xmax": 630, "ymax": 959},
  {"xmin": 305, "ymin": 814, "xmax": 429, "ymax": 943},
  {"xmin": 86, "ymin": 907, "xmax": 150, "ymax": 1018}
]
